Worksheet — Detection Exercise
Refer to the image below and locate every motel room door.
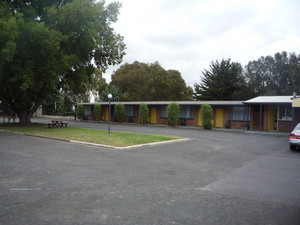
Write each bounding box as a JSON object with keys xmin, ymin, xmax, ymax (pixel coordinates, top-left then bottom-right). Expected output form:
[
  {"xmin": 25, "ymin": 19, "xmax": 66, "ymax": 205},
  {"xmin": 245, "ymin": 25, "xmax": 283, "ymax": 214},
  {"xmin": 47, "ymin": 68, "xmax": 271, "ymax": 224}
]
[
  {"xmin": 150, "ymin": 107, "xmax": 157, "ymax": 124},
  {"xmin": 198, "ymin": 108, "xmax": 203, "ymax": 126},
  {"xmin": 268, "ymin": 107, "xmax": 278, "ymax": 131},
  {"xmin": 215, "ymin": 109, "xmax": 224, "ymax": 128},
  {"xmin": 101, "ymin": 106, "xmax": 109, "ymax": 121}
]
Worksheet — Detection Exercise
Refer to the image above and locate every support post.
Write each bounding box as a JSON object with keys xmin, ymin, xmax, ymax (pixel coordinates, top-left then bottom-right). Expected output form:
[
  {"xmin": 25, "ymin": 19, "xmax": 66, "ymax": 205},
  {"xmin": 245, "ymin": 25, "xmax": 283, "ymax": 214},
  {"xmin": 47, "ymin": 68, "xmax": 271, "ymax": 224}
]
[
  {"xmin": 108, "ymin": 99, "xmax": 111, "ymax": 134},
  {"xmin": 292, "ymin": 107, "xmax": 295, "ymax": 130},
  {"xmin": 259, "ymin": 104, "xmax": 262, "ymax": 132},
  {"xmin": 107, "ymin": 94, "xmax": 112, "ymax": 134}
]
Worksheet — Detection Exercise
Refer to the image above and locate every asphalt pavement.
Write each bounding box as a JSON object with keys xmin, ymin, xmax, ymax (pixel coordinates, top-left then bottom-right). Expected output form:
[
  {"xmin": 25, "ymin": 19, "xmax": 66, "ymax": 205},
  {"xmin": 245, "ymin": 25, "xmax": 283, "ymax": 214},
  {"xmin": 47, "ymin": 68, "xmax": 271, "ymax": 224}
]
[{"xmin": 1, "ymin": 119, "xmax": 300, "ymax": 224}]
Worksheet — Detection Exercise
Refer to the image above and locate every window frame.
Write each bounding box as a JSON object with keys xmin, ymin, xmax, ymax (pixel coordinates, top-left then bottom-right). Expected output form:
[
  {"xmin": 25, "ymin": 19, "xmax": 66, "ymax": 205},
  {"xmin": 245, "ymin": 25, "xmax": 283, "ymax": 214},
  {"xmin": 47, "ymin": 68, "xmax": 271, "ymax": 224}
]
[
  {"xmin": 125, "ymin": 105, "xmax": 134, "ymax": 117},
  {"xmin": 160, "ymin": 106, "xmax": 168, "ymax": 118},
  {"xmin": 278, "ymin": 105, "xmax": 292, "ymax": 121},
  {"xmin": 179, "ymin": 106, "xmax": 194, "ymax": 119},
  {"xmin": 229, "ymin": 106, "xmax": 250, "ymax": 121},
  {"xmin": 84, "ymin": 105, "xmax": 93, "ymax": 116}
]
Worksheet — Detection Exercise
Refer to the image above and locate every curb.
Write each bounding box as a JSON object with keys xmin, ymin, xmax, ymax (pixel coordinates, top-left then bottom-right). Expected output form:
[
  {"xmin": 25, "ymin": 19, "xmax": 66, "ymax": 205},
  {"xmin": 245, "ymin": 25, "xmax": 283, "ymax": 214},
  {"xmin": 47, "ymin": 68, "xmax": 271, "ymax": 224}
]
[
  {"xmin": 0, "ymin": 129, "xmax": 189, "ymax": 150},
  {"xmin": 70, "ymin": 138, "xmax": 189, "ymax": 150}
]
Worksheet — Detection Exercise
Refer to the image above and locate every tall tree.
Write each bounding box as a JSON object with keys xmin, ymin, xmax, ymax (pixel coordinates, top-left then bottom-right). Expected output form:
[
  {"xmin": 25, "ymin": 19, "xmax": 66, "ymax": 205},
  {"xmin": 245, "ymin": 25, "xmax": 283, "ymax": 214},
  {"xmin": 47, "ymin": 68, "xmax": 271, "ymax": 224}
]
[
  {"xmin": 110, "ymin": 61, "xmax": 193, "ymax": 101},
  {"xmin": 194, "ymin": 59, "xmax": 250, "ymax": 100},
  {"xmin": 245, "ymin": 51, "xmax": 300, "ymax": 96},
  {"xmin": 99, "ymin": 84, "xmax": 121, "ymax": 102},
  {"xmin": 0, "ymin": 0, "xmax": 125, "ymax": 123}
]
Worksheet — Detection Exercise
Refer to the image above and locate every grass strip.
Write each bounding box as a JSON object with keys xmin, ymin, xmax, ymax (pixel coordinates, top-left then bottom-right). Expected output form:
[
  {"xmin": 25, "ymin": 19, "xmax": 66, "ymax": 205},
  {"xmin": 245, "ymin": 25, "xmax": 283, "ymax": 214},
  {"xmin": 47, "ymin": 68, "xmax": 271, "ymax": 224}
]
[{"xmin": 0, "ymin": 123, "xmax": 181, "ymax": 147}]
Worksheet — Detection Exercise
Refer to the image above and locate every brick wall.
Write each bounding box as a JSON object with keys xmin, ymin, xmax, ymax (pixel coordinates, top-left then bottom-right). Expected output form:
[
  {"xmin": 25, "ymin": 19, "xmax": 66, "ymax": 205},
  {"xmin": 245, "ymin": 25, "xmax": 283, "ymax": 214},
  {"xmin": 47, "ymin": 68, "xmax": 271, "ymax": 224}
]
[
  {"xmin": 230, "ymin": 121, "xmax": 250, "ymax": 130},
  {"xmin": 87, "ymin": 115, "xmax": 94, "ymax": 120},
  {"xmin": 278, "ymin": 121, "xmax": 292, "ymax": 132}
]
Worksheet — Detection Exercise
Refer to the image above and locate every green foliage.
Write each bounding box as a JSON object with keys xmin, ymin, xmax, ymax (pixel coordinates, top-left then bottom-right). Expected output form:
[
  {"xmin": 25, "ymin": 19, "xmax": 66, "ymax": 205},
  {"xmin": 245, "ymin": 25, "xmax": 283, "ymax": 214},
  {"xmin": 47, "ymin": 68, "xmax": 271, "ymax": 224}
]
[
  {"xmin": 111, "ymin": 61, "xmax": 193, "ymax": 101},
  {"xmin": 115, "ymin": 104, "xmax": 125, "ymax": 123},
  {"xmin": 99, "ymin": 85, "xmax": 121, "ymax": 101},
  {"xmin": 139, "ymin": 104, "xmax": 149, "ymax": 124},
  {"xmin": 0, "ymin": 0, "xmax": 125, "ymax": 123},
  {"xmin": 55, "ymin": 92, "xmax": 75, "ymax": 116},
  {"xmin": 201, "ymin": 104, "xmax": 213, "ymax": 130},
  {"xmin": 194, "ymin": 52, "xmax": 300, "ymax": 100},
  {"xmin": 76, "ymin": 104, "xmax": 84, "ymax": 120},
  {"xmin": 94, "ymin": 104, "xmax": 101, "ymax": 121},
  {"xmin": 167, "ymin": 103, "xmax": 180, "ymax": 127},
  {"xmin": 245, "ymin": 51, "xmax": 300, "ymax": 96},
  {"xmin": 194, "ymin": 59, "xmax": 250, "ymax": 100}
]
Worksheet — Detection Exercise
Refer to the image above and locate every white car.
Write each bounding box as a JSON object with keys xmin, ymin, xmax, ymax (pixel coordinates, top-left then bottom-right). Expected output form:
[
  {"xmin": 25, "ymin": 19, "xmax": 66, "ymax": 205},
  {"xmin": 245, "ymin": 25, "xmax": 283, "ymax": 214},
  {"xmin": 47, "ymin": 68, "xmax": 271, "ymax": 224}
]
[{"xmin": 289, "ymin": 123, "xmax": 300, "ymax": 150}]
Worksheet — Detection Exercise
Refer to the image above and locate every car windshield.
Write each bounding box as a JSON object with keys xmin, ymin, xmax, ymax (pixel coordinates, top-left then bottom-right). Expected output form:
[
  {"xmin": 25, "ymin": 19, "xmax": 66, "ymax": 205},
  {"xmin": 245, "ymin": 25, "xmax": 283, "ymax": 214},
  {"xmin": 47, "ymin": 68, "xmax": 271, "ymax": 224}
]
[{"xmin": 294, "ymin": 123, "xmax": 300, "ymax": 130}]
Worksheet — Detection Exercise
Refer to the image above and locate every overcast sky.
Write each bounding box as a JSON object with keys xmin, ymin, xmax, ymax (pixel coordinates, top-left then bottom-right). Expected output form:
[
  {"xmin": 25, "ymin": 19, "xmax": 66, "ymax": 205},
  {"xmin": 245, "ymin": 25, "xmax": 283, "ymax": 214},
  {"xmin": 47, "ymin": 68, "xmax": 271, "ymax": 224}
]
[{"xmin": 104, "ymin": 0, "xmax": 300, "ymax": 87}]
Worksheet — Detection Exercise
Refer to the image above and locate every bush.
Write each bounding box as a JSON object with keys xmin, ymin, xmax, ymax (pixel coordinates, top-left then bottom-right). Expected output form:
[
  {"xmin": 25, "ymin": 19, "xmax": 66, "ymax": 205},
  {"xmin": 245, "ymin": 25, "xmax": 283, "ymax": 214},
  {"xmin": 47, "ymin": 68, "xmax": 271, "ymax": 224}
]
[
  {"xmin": 201, "ymin": 104, "xmax": 213, "ymax": 129},
  {"xmin": 76, "ymin": 104, "xmax": 84, "ymax": 120},
  {"xmin": 139, "ymin": 104, "xmax": 149, "ymax": 124},
  {"xmin": 167, "ymin": 103, "xmax": 180, "ymax": 127},
  {"xmin": 115, "ymin": 104, "xmax": 125, "ymax": 123},
  {"xmin": 94, "ymin": 104, "xmax": 101, "ymax": 121}
]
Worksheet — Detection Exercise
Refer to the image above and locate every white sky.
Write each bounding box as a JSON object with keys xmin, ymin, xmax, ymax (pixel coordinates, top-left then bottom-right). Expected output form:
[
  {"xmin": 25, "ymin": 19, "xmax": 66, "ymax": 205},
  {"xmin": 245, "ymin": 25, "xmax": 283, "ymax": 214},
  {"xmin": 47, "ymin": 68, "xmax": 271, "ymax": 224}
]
[{"xmin": 104, "ymin": 0, "xmax": 300, "ymax": 87}]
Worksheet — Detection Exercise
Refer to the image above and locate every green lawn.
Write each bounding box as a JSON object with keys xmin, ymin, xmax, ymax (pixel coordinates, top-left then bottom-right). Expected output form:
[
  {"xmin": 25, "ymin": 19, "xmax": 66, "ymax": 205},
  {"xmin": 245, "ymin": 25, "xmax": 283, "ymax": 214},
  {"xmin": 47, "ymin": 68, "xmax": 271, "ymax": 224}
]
[{"xmin": 0, "ymin": 123, "xmax": 181, "ymax": 147}]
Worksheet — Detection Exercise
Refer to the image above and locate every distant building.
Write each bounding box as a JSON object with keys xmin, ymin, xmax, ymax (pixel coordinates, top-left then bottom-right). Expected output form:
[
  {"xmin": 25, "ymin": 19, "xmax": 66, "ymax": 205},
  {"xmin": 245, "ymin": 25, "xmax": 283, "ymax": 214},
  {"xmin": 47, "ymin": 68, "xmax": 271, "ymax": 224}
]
[{"xmin": 76, "ymin": 96, "xmax": 299, "ymax": 132}]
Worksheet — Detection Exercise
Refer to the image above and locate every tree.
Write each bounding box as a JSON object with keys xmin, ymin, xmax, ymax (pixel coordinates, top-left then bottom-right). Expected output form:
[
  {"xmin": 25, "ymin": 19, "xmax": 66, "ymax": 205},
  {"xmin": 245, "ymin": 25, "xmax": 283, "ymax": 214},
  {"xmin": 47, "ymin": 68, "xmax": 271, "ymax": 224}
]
[
  {"xmin": 76, "ymin": 104, "xmax": 84, "ymax": 120},
  {"xmin": 139, "ymin": 104, "xmax": 149, "ymax": 124},
  {"xmin": 55, "ymin": 91, "xmax": 75, "ymax": 116},
  {"xmin": 167, "ymin": 103, "xmax": 180, "ymax": 127},
  {"xmin": 110, "ymin": 61, "xmax": 193, "ymax": 101},
  {"xmin": 78, "ymin": 67, "xmax": 107, "ymax": 103},
  {"xmin": 94, "ymin": 104, "xmax": 101, "ymax": 121},
  {"xmin": 245, "ymin": 51, "xmax": 300, "ymax": 96},
  {"xmin": 165, "ymin": 70, "xmax": 194, "ymax": 101},
  {"xmin": 115, "ymin": 104, "xmax": 125, "ymax": 123},
  {"xmin": 194, "ymin": 59, "xmax": 251, "ymax": 100},
  {"xmin": 201, "ymin": 104, "xmax": 213, "ymax": 130},
  {"xmin": 99, "ymin": 85, "xmax": 121, "ymax": 101},
  {"xmin": 0, "ymin": 0, "xmax": 125, "ymax": 123}
]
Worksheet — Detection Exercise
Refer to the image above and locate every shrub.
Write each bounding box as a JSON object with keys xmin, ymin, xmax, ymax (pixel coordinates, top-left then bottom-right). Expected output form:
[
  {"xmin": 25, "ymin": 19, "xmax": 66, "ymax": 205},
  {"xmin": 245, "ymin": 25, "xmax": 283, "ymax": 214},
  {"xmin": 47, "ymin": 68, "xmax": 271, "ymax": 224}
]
[
  {"xmin": 139, "ymin": 104, "xmax": 149, "ymax": 124},
  {"xmin": 76, "ymin": 104, "xmax": 84, "ymax": 120},
  {"xmin": 201, "ymin": 104, "xmax": 213, "ymax": 130},
  {"xmin": 115, "ymin": 104, "xmax": 125, "ymax": 123},
  {"xmin": 94, "ymin": 104, "xmax": 101, "ymax": 121},
  {"xmin": 167, "ymin": 103, "xmax": 180, "ymax": 127}
]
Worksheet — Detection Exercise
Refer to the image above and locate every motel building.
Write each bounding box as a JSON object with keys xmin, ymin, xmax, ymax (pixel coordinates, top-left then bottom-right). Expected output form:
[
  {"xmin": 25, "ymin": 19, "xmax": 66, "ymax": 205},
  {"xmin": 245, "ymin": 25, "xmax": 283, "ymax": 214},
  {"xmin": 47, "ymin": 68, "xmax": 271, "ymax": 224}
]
[{"xmin": 76, "ymin": 96, "xmax": 300, "ymax": 133}]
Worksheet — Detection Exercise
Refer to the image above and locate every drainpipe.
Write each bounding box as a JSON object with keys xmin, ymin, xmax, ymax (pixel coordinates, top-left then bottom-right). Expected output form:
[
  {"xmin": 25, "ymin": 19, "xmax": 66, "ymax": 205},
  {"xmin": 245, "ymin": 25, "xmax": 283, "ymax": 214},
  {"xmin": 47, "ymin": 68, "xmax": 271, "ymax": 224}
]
[
  {"xmin": 292, "ymin": 107, "xmax": 295, "ymax": 129},
  {"xmin": 259, "ymin": 104, "xmax": 262, "ymax": 132}
]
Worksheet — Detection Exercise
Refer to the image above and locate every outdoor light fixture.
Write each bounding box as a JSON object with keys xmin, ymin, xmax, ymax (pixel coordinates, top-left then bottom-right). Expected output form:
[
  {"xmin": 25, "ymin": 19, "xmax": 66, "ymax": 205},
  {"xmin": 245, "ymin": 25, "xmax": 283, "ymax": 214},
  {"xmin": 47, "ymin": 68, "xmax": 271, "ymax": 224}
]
[{"xmin": 108, "ymin": 94, "xmax": 112, "ymax": 134}]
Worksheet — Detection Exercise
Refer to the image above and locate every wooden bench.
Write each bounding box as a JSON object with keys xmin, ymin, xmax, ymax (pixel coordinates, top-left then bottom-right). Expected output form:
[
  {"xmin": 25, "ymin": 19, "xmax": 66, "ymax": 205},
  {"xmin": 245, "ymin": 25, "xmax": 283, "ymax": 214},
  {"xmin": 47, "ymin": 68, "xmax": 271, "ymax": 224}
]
[
  {"xmin": 48, "ymin": 121, "xmax": 68, "ymax": 128},
  {"xmin": 61, "ymin": 122, "xmax": 68, "ymax": 127}
]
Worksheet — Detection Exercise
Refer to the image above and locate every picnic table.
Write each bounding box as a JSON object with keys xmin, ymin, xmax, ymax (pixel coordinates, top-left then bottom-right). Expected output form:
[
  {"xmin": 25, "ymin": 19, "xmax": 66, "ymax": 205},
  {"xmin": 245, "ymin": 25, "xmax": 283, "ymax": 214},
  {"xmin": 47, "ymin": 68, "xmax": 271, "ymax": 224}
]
[{"xmin": 48, "ymin": 120, "xmax": 68, "ymax": 128}]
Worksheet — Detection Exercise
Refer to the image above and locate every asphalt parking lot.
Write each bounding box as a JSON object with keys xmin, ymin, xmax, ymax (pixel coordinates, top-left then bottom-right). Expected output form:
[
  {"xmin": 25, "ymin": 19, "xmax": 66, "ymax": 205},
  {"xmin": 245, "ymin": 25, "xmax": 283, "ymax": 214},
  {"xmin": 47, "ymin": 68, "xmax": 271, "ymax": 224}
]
[{"xmin": 1, "ymin": 121, "xmax": 300, "ymax": 225}]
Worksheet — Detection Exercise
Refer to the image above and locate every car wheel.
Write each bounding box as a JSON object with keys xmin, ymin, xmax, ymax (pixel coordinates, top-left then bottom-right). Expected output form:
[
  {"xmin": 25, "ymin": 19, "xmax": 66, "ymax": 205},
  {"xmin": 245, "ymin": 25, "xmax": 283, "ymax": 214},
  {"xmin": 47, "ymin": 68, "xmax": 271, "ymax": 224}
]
[{"xmin": 290, "ymin": 144, "xmax": 296, "ymax": 150}]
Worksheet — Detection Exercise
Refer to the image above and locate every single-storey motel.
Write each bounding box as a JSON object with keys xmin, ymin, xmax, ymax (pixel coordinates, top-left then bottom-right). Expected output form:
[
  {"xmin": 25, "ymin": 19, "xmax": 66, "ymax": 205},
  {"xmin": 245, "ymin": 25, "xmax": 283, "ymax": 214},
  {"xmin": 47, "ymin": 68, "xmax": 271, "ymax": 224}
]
[{"xmin": 76, "ymin": 96, "xmax": 300, "ymax": 133}]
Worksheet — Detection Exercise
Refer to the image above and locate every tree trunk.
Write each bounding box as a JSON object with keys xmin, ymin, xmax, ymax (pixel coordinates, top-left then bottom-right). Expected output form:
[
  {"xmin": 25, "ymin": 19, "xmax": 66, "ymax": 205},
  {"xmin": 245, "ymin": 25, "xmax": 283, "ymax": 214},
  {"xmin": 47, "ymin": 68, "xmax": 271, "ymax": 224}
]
[
  {"xmin": 18, "ymin": 111, "xmax": 33, "ymax": 123},
  {"xmin": 17, "ymin": 103, "xmax": 40, "ymax": 124}
]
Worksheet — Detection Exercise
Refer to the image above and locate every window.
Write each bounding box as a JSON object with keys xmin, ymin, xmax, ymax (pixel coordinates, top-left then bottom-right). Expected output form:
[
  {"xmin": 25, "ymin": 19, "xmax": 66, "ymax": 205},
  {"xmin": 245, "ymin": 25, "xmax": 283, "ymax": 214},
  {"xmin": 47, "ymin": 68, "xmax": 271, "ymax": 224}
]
[
  {"xmin": 125, "ymin": 105, "xmax": 134, "ymax": 117},
  {"xmin": 179, "ymin": 106, "xmax": 194, "ymax": 119},
  {"xmin": 160, "ymin": 106, "xmax": 167, "ymax": 118},
  {"xmin": 279, "ymin": 105, "xmax": 292, "ymax": 121},
  {"xmin": 160, "ymin": 105, "xmax": 193, "ymax": 119},
  {"xmin": 229, "ymin": 106, "xmax": 249, "ymax": 121},
  {"xmin": 84, "ymin": 105, "xmax": 93, "ymax": 116}
]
